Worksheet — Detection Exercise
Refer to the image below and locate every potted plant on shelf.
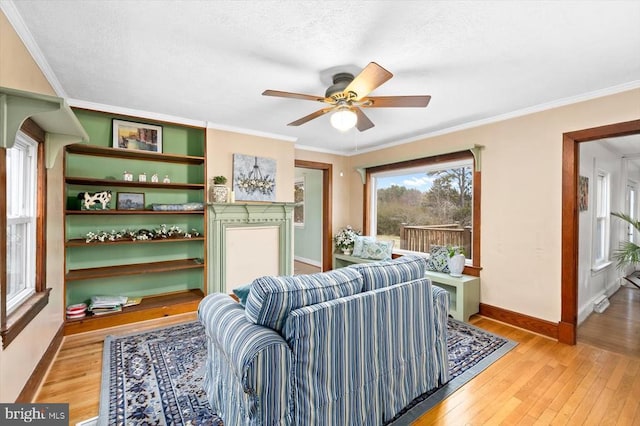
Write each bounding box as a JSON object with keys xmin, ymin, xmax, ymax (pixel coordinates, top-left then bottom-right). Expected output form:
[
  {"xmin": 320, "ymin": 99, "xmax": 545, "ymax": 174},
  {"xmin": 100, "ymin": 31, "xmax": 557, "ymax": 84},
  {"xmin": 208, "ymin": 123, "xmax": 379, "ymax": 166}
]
[
  {"xmin": 334, "ymin": 226, "xmax": 361, "ymax": 255},
  {"xmin": 447, "ymin": 246, "xmax": 466, "ymax": 277},
  {"xmin": 209, "ymin": 175, "xmax": 229, "ymax": 203}
]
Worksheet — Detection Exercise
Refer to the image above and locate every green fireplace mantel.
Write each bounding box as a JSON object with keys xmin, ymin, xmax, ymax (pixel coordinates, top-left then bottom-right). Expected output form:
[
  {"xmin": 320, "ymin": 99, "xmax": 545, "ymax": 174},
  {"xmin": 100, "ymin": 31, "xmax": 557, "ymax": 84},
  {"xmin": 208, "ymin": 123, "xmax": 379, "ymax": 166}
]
[{"xmin": 208, "ymin": 202, "xmax": 295, "ymax": 294}]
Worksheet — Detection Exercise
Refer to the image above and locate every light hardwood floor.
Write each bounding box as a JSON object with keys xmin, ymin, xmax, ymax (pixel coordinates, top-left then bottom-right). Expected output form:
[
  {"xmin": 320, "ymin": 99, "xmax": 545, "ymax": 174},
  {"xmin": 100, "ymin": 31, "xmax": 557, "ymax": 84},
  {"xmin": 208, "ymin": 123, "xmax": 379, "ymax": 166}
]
[
  {"xmin": 35, "ymin": 314, "xmax": 639, "ymax": 425},
  {"xmin": 578, "ymin": 283, "xmax": 640, "ymax": 358}
]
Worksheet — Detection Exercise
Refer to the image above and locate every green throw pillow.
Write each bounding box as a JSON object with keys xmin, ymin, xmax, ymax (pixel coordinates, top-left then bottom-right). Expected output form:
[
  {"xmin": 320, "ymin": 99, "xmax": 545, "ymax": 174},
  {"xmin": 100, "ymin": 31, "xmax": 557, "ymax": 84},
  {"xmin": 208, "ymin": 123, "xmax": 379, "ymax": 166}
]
[{"xmin": 233, "ymin": 283, "xmax": 253, "ymax": 306}]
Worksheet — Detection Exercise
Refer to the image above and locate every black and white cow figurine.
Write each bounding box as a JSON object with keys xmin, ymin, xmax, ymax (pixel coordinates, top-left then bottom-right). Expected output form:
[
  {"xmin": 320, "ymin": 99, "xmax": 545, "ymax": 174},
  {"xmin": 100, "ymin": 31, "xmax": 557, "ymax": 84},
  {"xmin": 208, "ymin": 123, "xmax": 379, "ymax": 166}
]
[{"xmin": 78, "ymin": 190, "xmax": 112, "ymax": 210}]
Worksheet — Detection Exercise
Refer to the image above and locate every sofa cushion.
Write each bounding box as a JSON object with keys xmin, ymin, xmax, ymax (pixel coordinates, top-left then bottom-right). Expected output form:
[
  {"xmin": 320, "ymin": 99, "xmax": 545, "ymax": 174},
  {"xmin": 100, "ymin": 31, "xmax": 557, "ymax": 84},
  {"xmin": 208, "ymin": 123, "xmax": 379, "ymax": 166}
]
[
  {"xmin": 349, "ymin": 254, "xmax": 427, "ymax": 291},
  {"xmin": 245, "ymin": 268, "xmax": 363, "ymax": 331}
]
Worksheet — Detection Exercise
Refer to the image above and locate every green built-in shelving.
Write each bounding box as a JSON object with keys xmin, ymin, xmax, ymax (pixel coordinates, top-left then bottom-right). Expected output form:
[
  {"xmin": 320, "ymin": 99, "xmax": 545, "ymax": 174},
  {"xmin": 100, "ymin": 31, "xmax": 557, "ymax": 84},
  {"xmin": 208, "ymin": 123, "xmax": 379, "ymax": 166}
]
[{"xmin": 63, "ymin": 109, "xmax": 207, "ymax": 334}]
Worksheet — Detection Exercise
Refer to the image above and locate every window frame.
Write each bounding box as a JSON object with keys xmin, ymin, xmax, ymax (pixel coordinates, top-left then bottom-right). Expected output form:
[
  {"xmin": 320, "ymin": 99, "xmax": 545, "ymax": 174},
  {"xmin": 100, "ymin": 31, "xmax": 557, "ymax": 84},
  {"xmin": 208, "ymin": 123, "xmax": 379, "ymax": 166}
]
[
  {"xmin": 1, "ymin": 119, "xmax": 50, "ymax": 349},
  {"xmin": 6, "ymin": 132, "xmax": 38, "ymax": 312},
  {"xmin": 592, "ymin": 169, "xmax": 611, "ymax": 271},
  {"xmin": 364, "ymin": 150, "xmax": 481, "ymax": 275}
]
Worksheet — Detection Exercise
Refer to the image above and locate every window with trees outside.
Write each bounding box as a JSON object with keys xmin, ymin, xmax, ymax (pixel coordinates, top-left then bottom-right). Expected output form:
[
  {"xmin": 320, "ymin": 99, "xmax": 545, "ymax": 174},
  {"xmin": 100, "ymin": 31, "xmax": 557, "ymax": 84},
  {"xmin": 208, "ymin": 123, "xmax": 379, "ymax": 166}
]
[{"xmin": 366, "ymin": 151, "xmax": 478, "ymax": 267}]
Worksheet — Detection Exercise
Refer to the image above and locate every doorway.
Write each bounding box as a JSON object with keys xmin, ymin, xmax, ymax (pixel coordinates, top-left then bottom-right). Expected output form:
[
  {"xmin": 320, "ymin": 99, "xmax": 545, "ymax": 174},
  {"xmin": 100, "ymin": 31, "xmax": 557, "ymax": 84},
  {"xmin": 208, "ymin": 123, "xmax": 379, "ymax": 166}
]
[
  {"xmin": 560, "ymin": 119, "xmax": 640, "ymax": 344},
  {"xmin": 574, "ymin": 135, "xmax": 640, "ymax": 356},
  {"xmin": 295, "ymin": 160, "xmax": 333, "ymax": 271}
]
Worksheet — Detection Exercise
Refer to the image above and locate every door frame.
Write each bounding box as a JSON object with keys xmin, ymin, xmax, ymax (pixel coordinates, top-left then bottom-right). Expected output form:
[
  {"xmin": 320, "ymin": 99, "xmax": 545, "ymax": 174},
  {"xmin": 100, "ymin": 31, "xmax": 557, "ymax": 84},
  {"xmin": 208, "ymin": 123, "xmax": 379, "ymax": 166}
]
[
  {"xmin": 295, "ymin": 160, "xmax": 333, "ymax": 271},
  {"xmin": 560, "ymin": 119, "xmax": 640, "ymax": 344}
]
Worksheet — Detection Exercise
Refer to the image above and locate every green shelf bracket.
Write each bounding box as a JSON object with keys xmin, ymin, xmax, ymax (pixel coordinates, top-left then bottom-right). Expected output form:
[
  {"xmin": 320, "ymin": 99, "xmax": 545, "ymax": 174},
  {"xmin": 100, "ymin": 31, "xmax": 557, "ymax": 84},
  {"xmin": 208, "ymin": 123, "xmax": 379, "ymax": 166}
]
[{"xmin": 0, "ymin": 87, "xmax": 89, "ymax": 168}]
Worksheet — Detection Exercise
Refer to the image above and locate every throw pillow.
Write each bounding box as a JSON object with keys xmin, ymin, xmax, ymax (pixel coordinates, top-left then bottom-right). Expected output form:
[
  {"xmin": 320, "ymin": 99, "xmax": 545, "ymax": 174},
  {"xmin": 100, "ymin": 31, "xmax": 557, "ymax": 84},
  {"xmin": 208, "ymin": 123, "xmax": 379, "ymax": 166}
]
[
  {"xmin": 425, "ymin": 245, "xmax": 450, "ymax": 273},
  {"xmin": 359, "ymin": 239, "xmax": 394, "ymax": 260},
  {"xmin": 352, "ymin": 235, "xmax": 375, "ymax": 257},
  {"xmin": 232, "ymin": 282, "xmax": 252, "ymax": 306},
  {"xmin": 244, "ymin": 268, "xmax": 364, "ymax": 331}
]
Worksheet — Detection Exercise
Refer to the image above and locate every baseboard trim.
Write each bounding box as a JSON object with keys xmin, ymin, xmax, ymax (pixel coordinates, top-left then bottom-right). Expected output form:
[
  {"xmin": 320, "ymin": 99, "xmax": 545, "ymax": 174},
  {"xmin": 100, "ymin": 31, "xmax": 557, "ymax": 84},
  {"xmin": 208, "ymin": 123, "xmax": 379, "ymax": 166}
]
[
  {"xmin": 15, "ymin": 323, "xmax": 64, "ymax": 402},
  {"xmin": 479, "ymin": 303, "xmax": 559, "ymax": 340},
  {"xmin": 294, "ymin": 256, "xmax": 322, "ymax": 268}
]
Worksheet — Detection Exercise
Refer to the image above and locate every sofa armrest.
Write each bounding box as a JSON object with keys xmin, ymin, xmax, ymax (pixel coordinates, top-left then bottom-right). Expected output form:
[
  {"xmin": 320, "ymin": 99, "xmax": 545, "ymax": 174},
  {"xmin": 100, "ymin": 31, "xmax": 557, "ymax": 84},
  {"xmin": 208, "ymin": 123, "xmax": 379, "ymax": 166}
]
[
  {"xmin": 198, "ymin": 293, "xmax": 292, "ymax": 391},
  {"xmin": 198, "ymin": 293, "xmax": 292, "ymax": 425}
]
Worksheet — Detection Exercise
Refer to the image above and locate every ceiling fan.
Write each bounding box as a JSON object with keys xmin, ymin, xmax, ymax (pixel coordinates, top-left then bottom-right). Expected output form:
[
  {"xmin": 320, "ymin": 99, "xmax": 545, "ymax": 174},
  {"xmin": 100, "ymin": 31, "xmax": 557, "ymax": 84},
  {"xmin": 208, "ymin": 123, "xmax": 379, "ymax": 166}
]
[{"xmin": 262, "ymin": 62, "xmax": 431, "ymax": 132}]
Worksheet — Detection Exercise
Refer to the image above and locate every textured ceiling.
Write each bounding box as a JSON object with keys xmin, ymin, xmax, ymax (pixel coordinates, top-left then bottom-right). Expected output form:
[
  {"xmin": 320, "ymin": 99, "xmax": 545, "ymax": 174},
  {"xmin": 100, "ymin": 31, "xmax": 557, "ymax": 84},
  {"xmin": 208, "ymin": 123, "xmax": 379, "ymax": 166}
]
[{"xmin": 4, "ymin": 0, "xmax": 640, "ymax": 154}]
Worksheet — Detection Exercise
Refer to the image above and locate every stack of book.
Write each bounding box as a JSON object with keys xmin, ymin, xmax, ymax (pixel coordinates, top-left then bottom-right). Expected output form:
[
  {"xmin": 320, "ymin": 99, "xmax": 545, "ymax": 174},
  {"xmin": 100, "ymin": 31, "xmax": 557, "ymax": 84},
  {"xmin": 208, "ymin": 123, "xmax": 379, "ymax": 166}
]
[
  {"xmin": 89, "ymin": 295, "xmax": 127, "ymax": 315},
  {"xmin": 88, "ymin": 295, "xmax": 143, "ymax": 316}
]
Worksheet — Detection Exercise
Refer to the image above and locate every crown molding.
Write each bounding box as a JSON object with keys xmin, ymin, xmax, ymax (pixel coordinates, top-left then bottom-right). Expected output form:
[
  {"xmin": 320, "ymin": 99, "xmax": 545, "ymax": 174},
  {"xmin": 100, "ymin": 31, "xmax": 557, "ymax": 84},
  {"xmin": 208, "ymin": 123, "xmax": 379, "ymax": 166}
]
[
  {"xmin": 293, "ymin": 143, "xmax": 346, "ymax": 156},
  {"xmin": 0, "ymin": 0, "xmax": 67, "ymax": 97},
  {"xmin": 343, "ymin": 80, "xmax": 640, "ymax": 156},
  {"xmin": 68, "ymin": 98, "xmax": 207, "ymax": 127},
  {"xmin": 206, "ymin": 121, "xmax": 297, "ymax": 142}
]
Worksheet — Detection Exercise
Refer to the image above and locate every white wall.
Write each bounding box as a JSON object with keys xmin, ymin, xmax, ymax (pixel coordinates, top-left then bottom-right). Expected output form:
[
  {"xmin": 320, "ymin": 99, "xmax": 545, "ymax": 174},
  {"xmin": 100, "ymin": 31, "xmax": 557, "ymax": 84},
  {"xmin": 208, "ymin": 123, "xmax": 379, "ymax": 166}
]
[{"xmin": 577, "ymin": 142, "xmax": 625, "ymax": 324}]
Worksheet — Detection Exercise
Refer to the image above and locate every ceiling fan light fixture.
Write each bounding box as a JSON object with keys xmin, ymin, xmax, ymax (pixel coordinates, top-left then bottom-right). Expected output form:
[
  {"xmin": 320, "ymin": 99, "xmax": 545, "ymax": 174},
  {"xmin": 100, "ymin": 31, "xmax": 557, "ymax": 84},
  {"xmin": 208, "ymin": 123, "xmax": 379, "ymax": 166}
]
[{"xmin": 330, "ymin": 107, "xmax": 357, "ymax": 131}]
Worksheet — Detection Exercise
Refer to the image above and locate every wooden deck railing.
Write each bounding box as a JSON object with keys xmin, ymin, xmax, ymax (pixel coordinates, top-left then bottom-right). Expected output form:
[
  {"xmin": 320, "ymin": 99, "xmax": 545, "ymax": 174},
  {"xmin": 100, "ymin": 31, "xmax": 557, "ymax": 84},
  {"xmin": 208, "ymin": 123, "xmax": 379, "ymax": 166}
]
[{"xmin": 399, "ymin": 223, "xmax": 472, "ymax": 256}]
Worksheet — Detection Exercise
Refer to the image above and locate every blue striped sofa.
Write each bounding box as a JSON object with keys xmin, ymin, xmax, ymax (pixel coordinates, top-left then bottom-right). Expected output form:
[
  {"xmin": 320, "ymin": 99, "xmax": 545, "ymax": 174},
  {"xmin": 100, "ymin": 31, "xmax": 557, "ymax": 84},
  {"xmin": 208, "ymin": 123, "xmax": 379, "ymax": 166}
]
[{"xmin": 198, "ymin": 255, "xmax": 450, "ymax": 425}]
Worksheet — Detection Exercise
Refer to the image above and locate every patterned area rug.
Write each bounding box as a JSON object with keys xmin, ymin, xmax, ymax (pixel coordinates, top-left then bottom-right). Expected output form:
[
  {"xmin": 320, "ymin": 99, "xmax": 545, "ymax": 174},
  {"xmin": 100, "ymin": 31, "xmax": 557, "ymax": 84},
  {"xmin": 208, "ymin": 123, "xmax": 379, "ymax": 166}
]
[{"xmin": 99, "ymin": 319, "xmax": 516, "ymax": 425}]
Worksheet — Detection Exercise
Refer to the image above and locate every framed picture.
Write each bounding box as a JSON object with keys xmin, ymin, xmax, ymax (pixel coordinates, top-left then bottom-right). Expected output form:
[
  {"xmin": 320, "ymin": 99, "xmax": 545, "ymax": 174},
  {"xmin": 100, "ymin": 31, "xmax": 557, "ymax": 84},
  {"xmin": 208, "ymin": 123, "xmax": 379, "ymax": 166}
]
[
  {"xmin": 112, "ymin": 119, "xmax": 163, "ymax": 153},
  {"xmin": 232, "ymin": 153, "xmax": 277, "ymax": 202},
  {"xmin": 578, "ymin": 175, "xmax": 589, "ymax": 211},
  {"xmin": 116, "ymin": 192, "xmax": 145, "ymax": 210},
  {"xmin": 294, "ymin": 177, "xmax": 304, "ymax": 226}
]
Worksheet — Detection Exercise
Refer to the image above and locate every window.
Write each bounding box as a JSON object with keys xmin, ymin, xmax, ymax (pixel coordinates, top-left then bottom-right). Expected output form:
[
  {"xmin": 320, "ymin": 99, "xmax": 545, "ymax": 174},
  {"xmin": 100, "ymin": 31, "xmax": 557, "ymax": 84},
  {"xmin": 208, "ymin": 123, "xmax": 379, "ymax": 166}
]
[
  {"xmin": 1, "ymin": 124, "xmax": 49, "ymax": 348},
  {"xmin": 6, "ymin": 133, "xmax": 38, "ymax": 313},
  {"xmin": 365, "ymin": 151, "xmax": 479, "ymax": 268},
  {"xmin": 626, "ymin": 182, "xmax": 637, "ymax": 244},
  {"xmin": 593, "ymin": 170, "xmax": 610, "ymax": 269}
]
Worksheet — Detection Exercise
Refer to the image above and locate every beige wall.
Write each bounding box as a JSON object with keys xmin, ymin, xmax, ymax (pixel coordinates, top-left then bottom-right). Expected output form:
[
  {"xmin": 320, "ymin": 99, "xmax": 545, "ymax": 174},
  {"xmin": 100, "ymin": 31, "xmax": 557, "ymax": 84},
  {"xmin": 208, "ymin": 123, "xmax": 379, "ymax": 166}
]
[
  {"xmin": 206, "ymin": 128, "xmax": 295, "ymax": 203},
  {"xmin": 0, "ymin": 11, "xmax": 54, "ymax": 95},
  {"xmin": 0, "ymin": 10, "xmax": 62, "ymax": 402},
  {"xmin": 347, "ymin": 89, "xmax": 640, "ymax": 323}
]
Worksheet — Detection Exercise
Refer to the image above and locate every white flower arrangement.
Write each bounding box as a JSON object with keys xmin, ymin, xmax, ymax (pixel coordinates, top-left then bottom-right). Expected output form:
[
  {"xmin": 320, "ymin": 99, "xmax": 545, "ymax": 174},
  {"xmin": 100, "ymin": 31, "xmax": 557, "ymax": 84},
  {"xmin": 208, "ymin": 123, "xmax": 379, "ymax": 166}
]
[
  {"xmin": 236, "ymin": 171, "xmax": 275, "ymax": 195},
  {"xmin": 334, "ymin": 226, "xmax": 361, "ymax": 251},
  {"xmin": 85, "ymin": 225, "xmax": 200, "ymax": 243}
]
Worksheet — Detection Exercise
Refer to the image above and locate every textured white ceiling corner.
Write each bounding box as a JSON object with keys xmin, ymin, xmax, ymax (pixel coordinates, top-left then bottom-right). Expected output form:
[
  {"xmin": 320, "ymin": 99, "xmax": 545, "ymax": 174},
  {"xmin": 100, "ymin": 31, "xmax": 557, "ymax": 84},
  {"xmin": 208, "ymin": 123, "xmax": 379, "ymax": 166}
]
[{"xmin": 5, "ymin": 0, "xmax": 640, "ymax": 155}]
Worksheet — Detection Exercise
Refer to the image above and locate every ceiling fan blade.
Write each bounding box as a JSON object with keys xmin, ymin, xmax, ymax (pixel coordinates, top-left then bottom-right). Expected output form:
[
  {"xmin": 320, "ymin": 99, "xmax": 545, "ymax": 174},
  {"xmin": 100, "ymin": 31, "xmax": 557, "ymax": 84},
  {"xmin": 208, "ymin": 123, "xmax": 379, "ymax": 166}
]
[
  {"xmin": 262, "ymin": 90, "xmax": 327, "ymax": 103},
  {"xmin": 362, "ymin": 95, "xmax": 431, "ymax": 108},
  {"xmin": 288, "ymin": 107, "xmax": 334, "ymax": 126},
  {"xmin": 344, "ymin": 62, "xmax": 393, "ymax": 100},
  {"xmin": 353, "ymin": 107, "xmax": 375, "ymax": 132}
]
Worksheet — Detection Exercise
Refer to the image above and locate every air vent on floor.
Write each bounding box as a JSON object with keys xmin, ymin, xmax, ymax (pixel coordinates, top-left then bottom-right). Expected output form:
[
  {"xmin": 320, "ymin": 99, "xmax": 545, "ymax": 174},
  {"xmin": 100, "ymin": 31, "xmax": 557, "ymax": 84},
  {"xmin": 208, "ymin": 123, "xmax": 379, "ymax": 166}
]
[{"xmin": 593, "ymin": 295, "xmax": 610, "ymax": 313}]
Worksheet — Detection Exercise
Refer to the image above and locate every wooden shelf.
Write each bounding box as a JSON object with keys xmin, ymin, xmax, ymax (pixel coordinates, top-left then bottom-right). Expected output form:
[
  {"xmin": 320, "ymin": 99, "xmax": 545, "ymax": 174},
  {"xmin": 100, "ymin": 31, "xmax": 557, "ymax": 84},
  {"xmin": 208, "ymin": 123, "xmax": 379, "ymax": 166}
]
[
  {"xmin": 66, "ymin": 144, "xmax": 204, "ymax": 164},
  {"xmin": 65, "ymin": 258, "xmax": 204, "ymax": 281},
  {"xmin": 64, "ymin": 289, "xmax": 204, "ymax": 335},
  {"xmin": 66, "ymin": 176, "xmax": 204, "ymax": 190},
  {"xmin": 65, "ymin": 210, "xmax": 203, "ymax": 215},
  {"xmin": 65, "ymin": 236, "xmax": 204, "ymax": 247}
]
